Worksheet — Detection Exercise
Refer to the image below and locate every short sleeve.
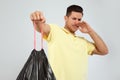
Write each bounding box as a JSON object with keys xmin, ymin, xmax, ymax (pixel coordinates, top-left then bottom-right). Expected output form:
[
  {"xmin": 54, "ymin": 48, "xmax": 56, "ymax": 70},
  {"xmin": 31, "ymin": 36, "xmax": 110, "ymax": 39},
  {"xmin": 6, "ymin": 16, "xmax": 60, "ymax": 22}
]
[
  {"xmin": 86, "ymin": 41, "xmax": 95, "ymax": 55},
  {"xmin": 43, "ymin": 24, "xmax": 59, "ymax": 42}
]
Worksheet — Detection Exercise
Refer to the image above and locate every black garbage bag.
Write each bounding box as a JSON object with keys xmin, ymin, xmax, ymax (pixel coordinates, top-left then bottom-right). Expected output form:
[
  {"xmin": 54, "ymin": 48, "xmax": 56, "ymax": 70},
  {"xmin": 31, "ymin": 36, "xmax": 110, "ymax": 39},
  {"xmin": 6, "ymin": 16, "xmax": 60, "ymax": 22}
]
[{"xmin": 16, "ymin": 49, "xmax": 56, "ymax": 80}]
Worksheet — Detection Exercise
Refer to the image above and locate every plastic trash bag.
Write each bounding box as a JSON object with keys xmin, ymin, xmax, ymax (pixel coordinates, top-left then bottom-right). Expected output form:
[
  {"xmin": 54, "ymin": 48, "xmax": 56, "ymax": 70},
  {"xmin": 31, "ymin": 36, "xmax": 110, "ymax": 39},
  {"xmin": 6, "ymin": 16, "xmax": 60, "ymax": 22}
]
[{"xmin": 16, "ymin": 49, "xmax": 56, "ymax": 80}]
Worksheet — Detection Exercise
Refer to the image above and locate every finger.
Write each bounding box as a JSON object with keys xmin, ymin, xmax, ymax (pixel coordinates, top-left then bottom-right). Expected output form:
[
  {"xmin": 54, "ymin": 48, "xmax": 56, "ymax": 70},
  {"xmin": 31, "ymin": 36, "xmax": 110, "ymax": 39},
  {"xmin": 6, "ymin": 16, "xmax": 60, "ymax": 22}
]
[
  {"xmin": 40, "ymin": 12, "xmax": 46, "ymax": 22},
  {"xmin": 31, "ymin": 12, "xmax": 38, "ymax": 21},
  {"xmin": 40, "ymin": 12, "xmax": 44, "ymax": 19},
  {"xmin": 40, "ymin": 17, "xmax": 46, "ymax": 23},
  {"xmin": 80, "ymin": 21, "xmax": 85, "ymax": 25},
  {"xmin": 79, "ymin": 21, "xmax": 87, "ymax": 27},
  {"xmin": 79, "ymin": 26, "xmax": 84, "ymax": 32},
  {"xmin": 79, "ymin": 23, "xmax": 84, "ymax": 28},
  {"xmin": 30, "ymin": 14, "xmax": 33, "ymax": 21},
  {"xmin": 41, "ymin": 17, "xmax": 46, "ymax": 23},
  {"xmin": 36, "ymin": 11, "xmax": 43, "ymax": 20},
  {"xmin": 35, "ymin": 11, "xmax": 39, "ymax": 20},
  {"xmin": 35, "ymin": 11, "xmax": 45, "ymax": 22},
  {"xmin": 30, "ymin": 12, "xmax": 34, "ymax": 21}
]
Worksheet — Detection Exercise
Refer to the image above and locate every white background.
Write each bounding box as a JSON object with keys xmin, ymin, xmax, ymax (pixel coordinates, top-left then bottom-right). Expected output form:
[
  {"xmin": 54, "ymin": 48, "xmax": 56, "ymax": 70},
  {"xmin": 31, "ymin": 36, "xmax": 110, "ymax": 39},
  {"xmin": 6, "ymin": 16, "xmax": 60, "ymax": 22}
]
[{"xmin": 0, "ymin": 0, "xmax": 119, "ymax": 80}]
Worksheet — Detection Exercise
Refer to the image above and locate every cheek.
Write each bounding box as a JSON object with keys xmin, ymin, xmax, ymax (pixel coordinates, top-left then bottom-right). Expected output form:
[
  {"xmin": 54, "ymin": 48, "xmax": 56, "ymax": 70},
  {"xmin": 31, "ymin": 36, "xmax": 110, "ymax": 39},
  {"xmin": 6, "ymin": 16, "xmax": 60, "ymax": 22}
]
[
  {"xmin": 66, "ymin": 20, "xmax": 71, "ymax": 25},
  {"xmin": 68, "ymin": 20, "xmax": 74, "ymax": 25}
]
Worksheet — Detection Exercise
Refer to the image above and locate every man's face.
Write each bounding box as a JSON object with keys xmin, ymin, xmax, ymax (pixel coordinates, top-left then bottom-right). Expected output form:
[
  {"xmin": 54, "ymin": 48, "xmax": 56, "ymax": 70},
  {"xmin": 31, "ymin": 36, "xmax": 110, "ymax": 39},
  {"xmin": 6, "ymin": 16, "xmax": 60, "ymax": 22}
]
[{"xmin": 65, "ymin": 11, "xmax": 83, "ymax": 33}]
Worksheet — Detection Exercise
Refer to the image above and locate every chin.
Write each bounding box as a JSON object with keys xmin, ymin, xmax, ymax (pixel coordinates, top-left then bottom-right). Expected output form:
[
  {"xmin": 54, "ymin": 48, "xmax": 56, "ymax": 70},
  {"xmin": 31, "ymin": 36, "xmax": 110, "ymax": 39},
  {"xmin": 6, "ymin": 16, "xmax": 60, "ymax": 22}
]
[
  {"xmin": 71, "ymin": 29, "xmax": 77, "ymax": 33},
  {"xmin": 73, "ymin": 28, "xmax": 78, "ymax": 32}
]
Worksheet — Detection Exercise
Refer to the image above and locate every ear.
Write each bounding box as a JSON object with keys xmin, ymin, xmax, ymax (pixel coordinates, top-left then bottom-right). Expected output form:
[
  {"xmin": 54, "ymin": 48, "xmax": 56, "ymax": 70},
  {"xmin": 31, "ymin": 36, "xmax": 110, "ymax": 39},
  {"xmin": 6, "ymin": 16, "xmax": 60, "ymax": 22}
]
[{"xmin": 64, "ymin": 16, "xmax": 68, "ymax": 21}]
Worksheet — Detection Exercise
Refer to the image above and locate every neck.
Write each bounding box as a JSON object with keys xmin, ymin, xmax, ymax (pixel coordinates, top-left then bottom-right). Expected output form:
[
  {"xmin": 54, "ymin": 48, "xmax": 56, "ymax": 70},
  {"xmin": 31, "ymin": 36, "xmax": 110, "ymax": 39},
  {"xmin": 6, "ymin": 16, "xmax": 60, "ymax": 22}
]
[{"xmin": 64, "ymin": 26, "xmax": 75, "ymax": 35}]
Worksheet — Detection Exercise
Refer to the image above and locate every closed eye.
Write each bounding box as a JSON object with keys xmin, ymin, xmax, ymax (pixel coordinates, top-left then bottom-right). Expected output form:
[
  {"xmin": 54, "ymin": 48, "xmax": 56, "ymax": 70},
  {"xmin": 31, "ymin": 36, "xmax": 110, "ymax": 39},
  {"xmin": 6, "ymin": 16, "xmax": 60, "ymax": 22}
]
[
  {"xmin": 78, "ymin": 19, "xmax": 81, "ymax": 21},
  {"xmin": 72, "ymin": 18, "xmax": 81, "ymax": 21},
  {"xmin": 72, "ymin": 18, "xmax": 77, "ymax": 20}
]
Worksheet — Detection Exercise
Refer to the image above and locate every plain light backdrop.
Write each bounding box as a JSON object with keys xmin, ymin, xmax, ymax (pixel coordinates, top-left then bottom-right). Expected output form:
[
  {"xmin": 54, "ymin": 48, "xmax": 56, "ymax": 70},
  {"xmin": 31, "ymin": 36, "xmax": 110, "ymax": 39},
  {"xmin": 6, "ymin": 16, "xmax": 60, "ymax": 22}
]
[{"xmin": 0, "ymin": 0, "xmax": 119, "ymax": 80}]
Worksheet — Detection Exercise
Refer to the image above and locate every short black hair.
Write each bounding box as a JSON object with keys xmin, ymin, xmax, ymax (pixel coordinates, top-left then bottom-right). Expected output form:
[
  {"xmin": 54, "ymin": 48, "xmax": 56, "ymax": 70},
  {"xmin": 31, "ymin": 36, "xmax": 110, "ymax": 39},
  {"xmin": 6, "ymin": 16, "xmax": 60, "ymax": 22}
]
[{"xmin": 66, "ymin": 5, "xmax": 83, "ymax": 16}]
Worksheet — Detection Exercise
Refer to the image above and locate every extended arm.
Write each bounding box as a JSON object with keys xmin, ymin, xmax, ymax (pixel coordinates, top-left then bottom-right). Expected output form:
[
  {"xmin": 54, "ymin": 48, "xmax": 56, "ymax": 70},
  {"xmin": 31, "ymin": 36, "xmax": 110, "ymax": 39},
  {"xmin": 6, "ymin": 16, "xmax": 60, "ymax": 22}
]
[{"xmin": 30, "ymin": 11, "xmax": 50, "ymax": 37}]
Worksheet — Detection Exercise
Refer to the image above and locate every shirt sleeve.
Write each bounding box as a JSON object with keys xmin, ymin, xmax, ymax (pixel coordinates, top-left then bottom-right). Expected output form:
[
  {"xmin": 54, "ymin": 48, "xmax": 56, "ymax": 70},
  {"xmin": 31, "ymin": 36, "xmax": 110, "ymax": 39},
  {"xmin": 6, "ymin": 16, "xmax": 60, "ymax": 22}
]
[
  {"xmin": 86, "ymin": 40, "xmax": 95, "ymax": 55},
  {"xmin": 43, "ymin": 24, "xmax": 58, "ymax": 42}
]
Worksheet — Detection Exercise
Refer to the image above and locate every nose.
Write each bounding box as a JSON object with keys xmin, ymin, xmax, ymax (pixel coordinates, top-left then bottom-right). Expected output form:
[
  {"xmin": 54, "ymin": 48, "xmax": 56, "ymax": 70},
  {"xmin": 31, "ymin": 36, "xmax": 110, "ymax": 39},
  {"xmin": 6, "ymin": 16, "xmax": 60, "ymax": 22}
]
[{"xmin": 75, "ymin": 20, "xmax": 80, "ymax": 25}]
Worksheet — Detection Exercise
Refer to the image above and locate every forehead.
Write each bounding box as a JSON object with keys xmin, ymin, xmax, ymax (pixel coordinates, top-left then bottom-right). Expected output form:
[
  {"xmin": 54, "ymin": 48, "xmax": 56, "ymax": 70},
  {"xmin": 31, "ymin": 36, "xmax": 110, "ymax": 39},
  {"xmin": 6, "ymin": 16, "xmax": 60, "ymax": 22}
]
[{"xmin": 70, "ymin": 11, "xmax": 83, "ymax": 18}]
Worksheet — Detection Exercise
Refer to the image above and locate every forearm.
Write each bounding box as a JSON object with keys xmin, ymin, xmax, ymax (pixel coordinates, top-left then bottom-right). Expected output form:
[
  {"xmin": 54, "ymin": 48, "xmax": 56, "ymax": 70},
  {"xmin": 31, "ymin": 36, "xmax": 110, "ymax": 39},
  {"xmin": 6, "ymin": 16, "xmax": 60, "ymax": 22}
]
[
  {"xmin": 78, "ymin": 21, "xmax": 108, "ymax": 55},
  {"xmin": 88, "ymin": 29, "xmax": 108, "ymax": 54}
]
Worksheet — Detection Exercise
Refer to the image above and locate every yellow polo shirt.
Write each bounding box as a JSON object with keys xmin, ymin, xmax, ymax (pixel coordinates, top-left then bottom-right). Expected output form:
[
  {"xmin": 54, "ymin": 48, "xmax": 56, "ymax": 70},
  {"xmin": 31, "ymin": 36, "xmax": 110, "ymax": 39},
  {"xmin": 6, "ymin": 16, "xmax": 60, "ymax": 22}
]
[{"xmin": 44, "ymin": 24, "xmax": 95, "ymax": 80}]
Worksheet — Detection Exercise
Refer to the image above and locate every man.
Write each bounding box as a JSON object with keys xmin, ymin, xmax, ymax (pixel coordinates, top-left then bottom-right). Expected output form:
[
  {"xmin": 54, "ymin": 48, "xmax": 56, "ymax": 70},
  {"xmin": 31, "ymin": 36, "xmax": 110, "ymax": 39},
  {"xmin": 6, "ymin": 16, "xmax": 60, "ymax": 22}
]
[{"xmin": 30, "ymin": 5, "xmax": 108, "ymax": 80}]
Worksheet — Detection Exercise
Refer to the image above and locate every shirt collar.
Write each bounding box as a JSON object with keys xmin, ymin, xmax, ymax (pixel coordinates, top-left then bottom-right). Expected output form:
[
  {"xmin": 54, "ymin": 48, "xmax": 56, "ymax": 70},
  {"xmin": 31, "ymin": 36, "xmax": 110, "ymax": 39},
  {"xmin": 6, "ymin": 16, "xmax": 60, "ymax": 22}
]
[{"xmin": 62, "ymin": 27, "xmax": 76, "ymax": 37}]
